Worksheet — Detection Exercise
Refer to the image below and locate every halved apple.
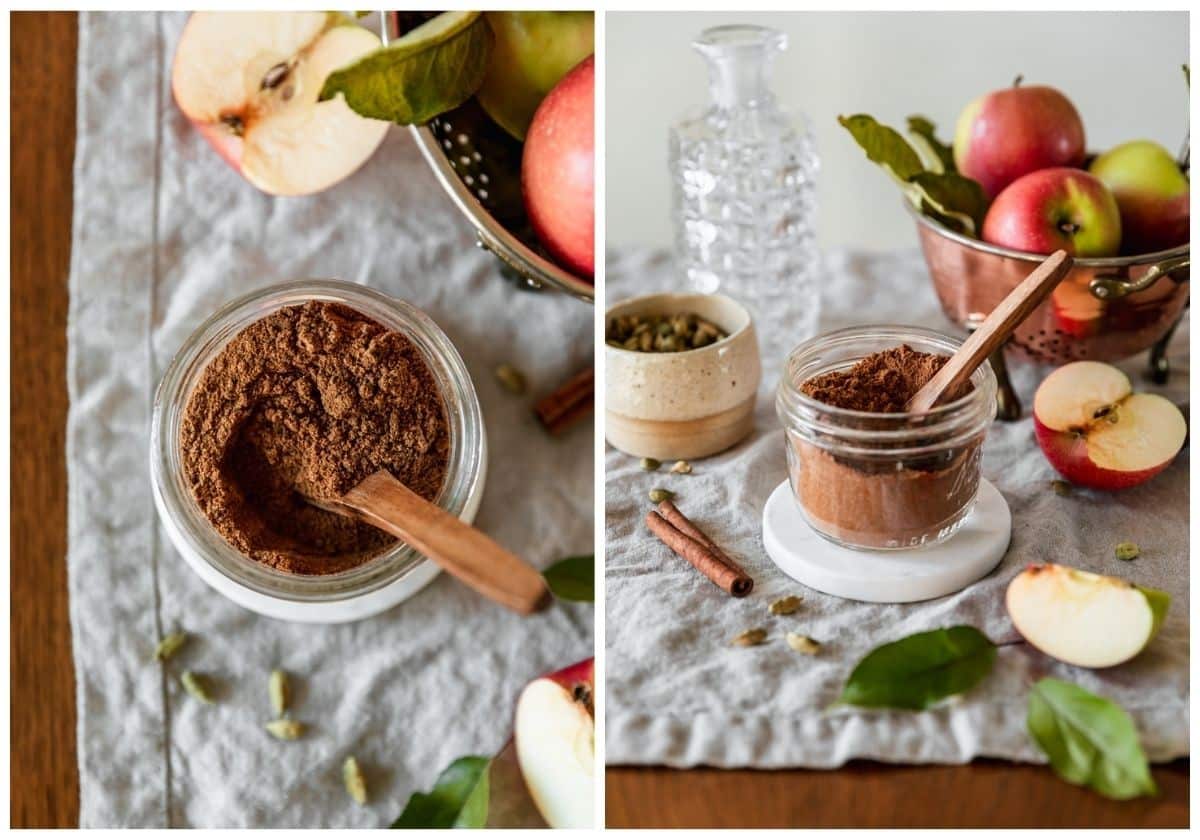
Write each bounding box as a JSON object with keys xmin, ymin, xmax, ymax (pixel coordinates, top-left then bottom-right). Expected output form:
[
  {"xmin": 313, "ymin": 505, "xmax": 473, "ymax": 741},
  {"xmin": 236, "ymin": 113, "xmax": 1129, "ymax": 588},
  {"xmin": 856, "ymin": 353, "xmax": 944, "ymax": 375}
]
[
  {"xmin": 172, "ymin": 12, "xmax": 389, "ymax": 196},
  {"xmin": 1007, "ymin": 563, "xmax": 1169, "ymax": 668},
  {"xmin": 1033, "ymin": 361, "xmax": 1186, "ymax": 490},
  {"xmin": 513, "ymin": 657, "xmax": 594, "ymax": 829}
]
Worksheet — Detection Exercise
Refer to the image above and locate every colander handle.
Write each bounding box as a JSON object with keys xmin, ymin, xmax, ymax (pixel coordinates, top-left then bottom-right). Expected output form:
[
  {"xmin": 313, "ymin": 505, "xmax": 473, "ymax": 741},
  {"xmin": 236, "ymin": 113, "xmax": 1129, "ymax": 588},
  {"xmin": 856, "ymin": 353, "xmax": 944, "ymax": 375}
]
[{"xmin": 1090, "ymin": 253, "xmax": 1191, "ymax": 300}]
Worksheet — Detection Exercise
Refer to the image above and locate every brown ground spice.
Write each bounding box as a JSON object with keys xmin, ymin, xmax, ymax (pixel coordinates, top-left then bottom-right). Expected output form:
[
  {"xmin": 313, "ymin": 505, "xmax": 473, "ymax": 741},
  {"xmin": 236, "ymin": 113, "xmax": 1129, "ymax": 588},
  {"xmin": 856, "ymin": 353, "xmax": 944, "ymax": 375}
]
[
  {"xmin": 181, "ymin": 300, "xmax": 450, "ymax": 575},
  {"xmin": 800, "ymin": 344, "xmax": 954, "ymax": 413}
]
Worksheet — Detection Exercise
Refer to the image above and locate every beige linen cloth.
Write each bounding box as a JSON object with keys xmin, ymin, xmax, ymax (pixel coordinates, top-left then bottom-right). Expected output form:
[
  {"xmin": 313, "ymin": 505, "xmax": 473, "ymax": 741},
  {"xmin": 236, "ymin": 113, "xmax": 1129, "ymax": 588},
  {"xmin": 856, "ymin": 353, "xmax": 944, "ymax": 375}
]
[
  {"xmin": 68, "ymin": 12, "xmax": 592, "ymax": 827},
  {"xmin": 605, "ymin": 247, "xmax": 1188, "ymax": 769}
]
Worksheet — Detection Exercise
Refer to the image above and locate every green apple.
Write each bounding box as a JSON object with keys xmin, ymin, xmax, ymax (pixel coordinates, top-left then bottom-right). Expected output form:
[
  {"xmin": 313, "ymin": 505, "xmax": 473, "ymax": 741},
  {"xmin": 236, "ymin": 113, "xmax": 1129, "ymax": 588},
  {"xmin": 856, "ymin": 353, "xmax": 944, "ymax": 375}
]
[
  {"xmin": 1089, "ymin": 140, "xmax": 1189, "ymax": 254},
  {"xmin": 477, "ymin": 12, "xmax": 594, "ymax": 141},
  {"xmin": 1006, "ymin": 563, "xmax": 1169, "ymax": 668}
]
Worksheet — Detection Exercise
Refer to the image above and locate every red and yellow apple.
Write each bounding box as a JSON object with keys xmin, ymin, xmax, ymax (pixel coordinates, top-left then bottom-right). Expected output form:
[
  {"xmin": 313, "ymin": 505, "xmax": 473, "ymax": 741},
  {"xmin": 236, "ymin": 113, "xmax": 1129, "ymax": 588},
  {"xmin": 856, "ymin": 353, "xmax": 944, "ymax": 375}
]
[
  {"xmin": 953, "ymin": 83, "xmax": 1086, "ymax": 199},
  {"xmin": 1007, "ymin": 564, "xmax": 1169, "ymax": 668},
  {"xmin": 1032, "ymin": 361, "xmax": 1186, "ymax": 490},
  {"xmin": 522, "ymin": 55, "xmax": 594, "ymax": 278},
  {"xmin": 1089, "ymin": 139, "xmax": 1190, "ymax": 255},
  {"xmin": 514, "ymin": 657, "xmax": 594, "ymax": 829},
  {"xmin": 172, "ymin": 12, "xmax": 389, "ymax": 196},
  {"xmin": 981, "ymin": 168, "xmax": 1122, "ymax": 257}
]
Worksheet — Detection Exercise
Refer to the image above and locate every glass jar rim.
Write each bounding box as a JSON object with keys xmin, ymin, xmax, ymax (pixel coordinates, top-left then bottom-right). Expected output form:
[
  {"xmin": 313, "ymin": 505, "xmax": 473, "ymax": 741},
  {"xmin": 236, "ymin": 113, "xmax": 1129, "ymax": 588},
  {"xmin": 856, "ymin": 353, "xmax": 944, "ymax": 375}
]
[
  {"xmin": 776, "ymin": 324, "xmax": 997, "ymax": 454},
  {"xmin": 149, "ymin": 279, "xmax": 485, "ymax": 604}
]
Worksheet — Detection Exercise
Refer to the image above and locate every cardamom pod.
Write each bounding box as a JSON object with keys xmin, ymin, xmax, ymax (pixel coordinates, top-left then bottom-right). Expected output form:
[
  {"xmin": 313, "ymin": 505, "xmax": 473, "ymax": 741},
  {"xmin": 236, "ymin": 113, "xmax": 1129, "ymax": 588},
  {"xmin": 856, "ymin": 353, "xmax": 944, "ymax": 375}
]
[
  {"xmin": 265, "ymin": 719, "xmax": 306, "ymax": 740},
  {"xmin": 648, "ymin": 488, "xmax": 675, "ymax": 503},
  {"xmin": 732, "ymin": 628, "xmax": 767, "ymax": 646},
  {"xmin": 640, "ymin": 457, "xmax": 661, "ymax": 472},
  {"xmin": 495, "ymin": 363, "xmax": 527, "ymax": 395},
  {"xmin": 1050, "ymin": 480, "xmax": 1072, "ymax": 497},
  {"xmin": 343, "ymin": 756, "xmax": 368, "ymax": 805},
  {"xmin": 786, "ymin": 633, "xmax": 820, "ymax": 655},
  {"xmin": 768, "ymin": 595, "xmax": 803, "ymax": 615},
  {"xmin": 154, "ymin": 631, "xmax": 188, "ymax": 662},
  {"xmin": 269, "ymin": 669, "xmax": 289, "ymax": 716},
  {"xmin": 1115, "ymin": 541, "xmax": 1140, "ymax": 561},
  {"xmin": 669, "ymin": 460, "xmax": 692, "ymax": 475},
  {"xmin": 180, "ymin": 670, "xmax": 215, "ymax": 704}
]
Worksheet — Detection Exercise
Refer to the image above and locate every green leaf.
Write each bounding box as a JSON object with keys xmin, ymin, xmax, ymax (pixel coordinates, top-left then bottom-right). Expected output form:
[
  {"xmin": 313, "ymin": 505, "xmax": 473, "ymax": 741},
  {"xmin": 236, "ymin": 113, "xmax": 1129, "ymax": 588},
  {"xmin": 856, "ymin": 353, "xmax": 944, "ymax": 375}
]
[
  {"xmin": 906, "ymin": 114, "xmax": 956, "ymax": 174},
  {"xmin": 840, "ymin": 112, "xmax": 989, "ymax": 236},
  {"xmin": 320, "ymin": 11, "xmax": 493, "ymax": 125},
  {"xmin": 543, "ymin": 555, "xmax": 594, "ymax": 602},
  {"xmin": 1028, "ymin": 678, "xmax": 1157, "ymax": 800},
  {"xmin": 838, "ymin": 113, "xmax": 925, "ymax": 182},
  {"xmin": 392, "ymin": 755, "xmax": 492, "ymax": 828},
  {"xmin": 837, "ymin": 626, "xmax": 997, "ymax": 710}
]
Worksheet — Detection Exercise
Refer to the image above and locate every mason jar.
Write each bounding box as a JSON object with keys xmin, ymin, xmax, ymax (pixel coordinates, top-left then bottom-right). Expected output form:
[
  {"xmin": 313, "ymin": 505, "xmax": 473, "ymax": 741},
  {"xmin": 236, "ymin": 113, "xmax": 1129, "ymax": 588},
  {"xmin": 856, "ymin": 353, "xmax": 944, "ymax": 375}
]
[
  {"xmin": 776, "ymin": 325, "xmax": 996, "ymax": 551},
  {"xmin": 150, "ymin": 279, "xmax": 486, "ymax": 623}
]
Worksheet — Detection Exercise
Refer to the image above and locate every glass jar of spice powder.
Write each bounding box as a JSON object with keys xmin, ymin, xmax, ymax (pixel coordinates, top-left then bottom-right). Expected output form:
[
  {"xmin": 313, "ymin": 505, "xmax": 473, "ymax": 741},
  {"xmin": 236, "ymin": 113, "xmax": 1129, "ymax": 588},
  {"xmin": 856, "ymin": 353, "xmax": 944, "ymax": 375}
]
[{"xmin": 150, "ymin": 279, "xmax": 487, "ymax": 623}]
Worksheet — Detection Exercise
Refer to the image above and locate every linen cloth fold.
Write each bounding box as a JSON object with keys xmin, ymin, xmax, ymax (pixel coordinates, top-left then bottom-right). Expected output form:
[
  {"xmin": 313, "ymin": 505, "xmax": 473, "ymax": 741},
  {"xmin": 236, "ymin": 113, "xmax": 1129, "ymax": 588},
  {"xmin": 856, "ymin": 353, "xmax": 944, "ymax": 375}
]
[
  {"xmin": 67, "ymin": 12, "xmax": 592, "ymax": 827},
  {"xmin": 605, "ymin": 247, "xmax": 1189, "ymax": 769}
]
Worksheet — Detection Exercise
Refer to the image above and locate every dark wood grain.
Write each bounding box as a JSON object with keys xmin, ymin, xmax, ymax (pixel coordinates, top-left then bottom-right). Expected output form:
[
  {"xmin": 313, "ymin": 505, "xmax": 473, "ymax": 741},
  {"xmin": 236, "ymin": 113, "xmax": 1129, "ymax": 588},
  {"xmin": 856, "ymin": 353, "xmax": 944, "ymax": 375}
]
[
  {"xmin": 607, "ymin": 759, "xmax": 1189, "ymax": 828},
  {"xmin": 10, "ymin": 10, "xmax": 79, "ymax": 829}
]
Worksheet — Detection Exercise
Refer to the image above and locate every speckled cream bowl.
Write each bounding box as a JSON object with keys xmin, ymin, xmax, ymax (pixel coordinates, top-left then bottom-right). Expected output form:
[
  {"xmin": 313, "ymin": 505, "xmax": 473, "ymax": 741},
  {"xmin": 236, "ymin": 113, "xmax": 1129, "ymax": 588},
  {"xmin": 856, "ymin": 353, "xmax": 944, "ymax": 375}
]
[{"xmin": 606, "ymin": 293, "xmax": 761, "ymax": 460}]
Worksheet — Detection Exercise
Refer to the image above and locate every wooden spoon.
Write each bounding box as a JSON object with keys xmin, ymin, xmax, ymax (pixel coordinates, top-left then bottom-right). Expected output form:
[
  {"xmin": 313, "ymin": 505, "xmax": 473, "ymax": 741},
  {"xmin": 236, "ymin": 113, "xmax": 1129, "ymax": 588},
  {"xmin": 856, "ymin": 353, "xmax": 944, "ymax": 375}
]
[
  {"xmin": 907, "ymin": 250, "xmax": 1074, "ymax": 414},
  {"xmin": 308, "ymin": 470, "xmax": 550, "ymax": 615}
]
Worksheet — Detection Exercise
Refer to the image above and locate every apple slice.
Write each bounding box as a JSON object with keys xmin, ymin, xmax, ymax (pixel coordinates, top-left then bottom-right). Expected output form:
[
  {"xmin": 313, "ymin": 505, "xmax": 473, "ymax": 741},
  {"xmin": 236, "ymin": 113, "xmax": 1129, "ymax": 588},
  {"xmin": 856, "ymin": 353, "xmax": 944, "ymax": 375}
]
[
  {"xmin": 514, "ymin": 657, "xmax": 594, "ymax": 829},
  {"xmin": 1033, "ymin": 361, "xmax": 1186, "ymax": 490},
  {"xmin": 1007, "ymin": 563, "xmax": 1169, "ymax": 668},
  {"xmin": 172, "ymin": 12, "xmax": 388, "ymax": 196}
]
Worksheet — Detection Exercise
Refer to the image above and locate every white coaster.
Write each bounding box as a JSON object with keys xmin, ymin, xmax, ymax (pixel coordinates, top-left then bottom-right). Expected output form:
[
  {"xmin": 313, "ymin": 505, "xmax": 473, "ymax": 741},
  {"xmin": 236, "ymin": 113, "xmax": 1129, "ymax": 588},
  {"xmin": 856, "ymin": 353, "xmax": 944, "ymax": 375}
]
[{"xmin": 762, "ymin": 478, "xmax": 1011, "ymax": 603}]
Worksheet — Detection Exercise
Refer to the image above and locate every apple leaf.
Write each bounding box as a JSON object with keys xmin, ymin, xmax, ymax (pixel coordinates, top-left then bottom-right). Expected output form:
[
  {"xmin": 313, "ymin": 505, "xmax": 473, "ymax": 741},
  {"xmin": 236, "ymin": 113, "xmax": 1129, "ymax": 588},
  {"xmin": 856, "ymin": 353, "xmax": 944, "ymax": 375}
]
[
  {"xmin": 543, "ymin": 554, "xmax": 594, "ymax": 602},
  {"xmin": 1027, "ymin": 678, "xmax": 1157, "ymax": 800},
  {"xmin": 839, "ymin": 112, "xmax": 988, "ymax": 236},
  {"xmin": 836, "ymin": 626, "xmax": 997, "ymax": 710},
  {"xmin": 906, "ymin": 114, "xmax": 956, "ymax": 174},
  {"xmin": 392, "ymin": 755, "xmax": 492, "ymax": 828},
  {"xmin": 320, "ymin": 11, "xmax": 493, "ymax": 125}
]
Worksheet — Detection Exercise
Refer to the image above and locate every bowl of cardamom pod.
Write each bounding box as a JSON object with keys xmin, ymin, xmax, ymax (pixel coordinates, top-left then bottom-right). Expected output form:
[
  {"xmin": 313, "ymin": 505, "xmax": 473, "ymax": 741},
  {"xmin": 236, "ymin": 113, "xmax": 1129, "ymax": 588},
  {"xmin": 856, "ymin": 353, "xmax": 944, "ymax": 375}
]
[{"xmin": 605, "ymin": 292, "xmax": 761, "ymax": 460}]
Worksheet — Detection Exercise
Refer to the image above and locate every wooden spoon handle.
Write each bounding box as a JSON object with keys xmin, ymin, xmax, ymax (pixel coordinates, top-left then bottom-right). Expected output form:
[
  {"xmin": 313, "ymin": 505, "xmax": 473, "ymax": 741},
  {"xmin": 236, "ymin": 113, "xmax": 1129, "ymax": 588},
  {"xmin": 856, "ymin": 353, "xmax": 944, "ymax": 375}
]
[
  {"xmin": 341, "ymin": 471, "xmax": 550, "ymax": 615},
  {"xmin": 907, "ymin": 250, "xmax": 1074, "ymax": 413}
]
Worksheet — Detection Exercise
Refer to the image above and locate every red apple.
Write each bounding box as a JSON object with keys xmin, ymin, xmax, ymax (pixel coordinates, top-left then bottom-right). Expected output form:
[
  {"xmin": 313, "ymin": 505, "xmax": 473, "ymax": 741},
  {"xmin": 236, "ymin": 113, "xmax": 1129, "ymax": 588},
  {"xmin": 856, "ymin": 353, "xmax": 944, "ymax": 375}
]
[
  {"xmin": 1050, "ymin": 280, "xmax": 1104, "ymax": 339},
  {"xmin": 982, "ymin": 168, "xmax": 1122, "ymax": 257},
  {"xmin": 522, "ymin": 55, "xmax": 594, "ymax": 278},
  {"xmin": 1089, "ymin": 140, "xmax": 1190, "ymax": 255},
  {"xmin": 953, "ymin": 82, "xmax": 1086, "ymax": 199},
  {"xmin": 1033, "ymin": 361, "xmax": 1186, "ymax": 490},
  {"xmin": 172, "ymin": 12, "xmax": 389, "ymax": 196},
  {"xmin": 513, "ymin": 657, "xmax": 594, "ymax": 828}
]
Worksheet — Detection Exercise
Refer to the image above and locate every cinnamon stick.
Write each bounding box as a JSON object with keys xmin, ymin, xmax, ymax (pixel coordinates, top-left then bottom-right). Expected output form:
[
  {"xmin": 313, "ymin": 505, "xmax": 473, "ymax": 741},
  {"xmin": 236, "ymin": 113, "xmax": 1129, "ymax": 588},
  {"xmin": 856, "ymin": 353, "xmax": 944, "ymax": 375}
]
[
  {"xmin": 535, "ymin": 367, "xmax": 593, "ymax": 435},
  {"xmin": 645, "ymin": 510, "xmax": 753, "ymax": 598},
  {"xmin": 657, "ymin": 500, "xmax": 751, "ymax": 579}
]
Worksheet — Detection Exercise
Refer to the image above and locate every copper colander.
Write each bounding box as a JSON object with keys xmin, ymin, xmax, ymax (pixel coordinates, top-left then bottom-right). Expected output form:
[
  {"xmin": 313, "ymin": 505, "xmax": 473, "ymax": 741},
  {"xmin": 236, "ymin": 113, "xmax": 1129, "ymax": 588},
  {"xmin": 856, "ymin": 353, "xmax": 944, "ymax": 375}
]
[
  {"xmin": 911, "ymin": 205, "xmax": 1189, "ymax": 417},
  {"xmin": 383, "ymin": 12, "xmax": 594, "ymax": 303}
]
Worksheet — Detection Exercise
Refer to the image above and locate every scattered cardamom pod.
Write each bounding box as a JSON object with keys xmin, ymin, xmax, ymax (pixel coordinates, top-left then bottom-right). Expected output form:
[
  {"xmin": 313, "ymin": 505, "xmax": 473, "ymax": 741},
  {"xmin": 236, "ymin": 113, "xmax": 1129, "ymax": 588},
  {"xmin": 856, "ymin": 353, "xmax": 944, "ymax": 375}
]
[
  {"xmin": 669, "ymin": 460, "xmax": 692, "ymax": 475},
  {"xmin": 732, "ymin": 628, "xmax": 767, "ymax": 647},
  {"xmin": 768, "ymin": 595, "xmax": 803, "ymax": 616},
  {"xmin": 785, "ymin": 633, "xmax": 820, "ymax": 655},
  {"xmin": 648, "ymin": 488, "xmax": 675, "ymax": 503},
  {"xmin": 343, "ymin": 756, "xmax": 368, "ymax": 805},
  {"xmin": 495, "ymin": 363, "xmax": 527, "ymax": 395},
  {"xmin": 180, "ymin": 670, "xmax": 215, "ymax": 704},
  {"xmin": 265, "ymin": 719, "xmax": 306, "ymax": 740},
  {"xmin": 1050, "ymin": 480, "xmax": 1072, "ymax": 497},
  {"xmin": 640, "ymin": 457, "xmax": 661, "ymax": 471},
  {"xmin": 1115, "ymin": 541, "xmax": 1140, "ymax": 562},
  {"xmin": 154, "ymin": 631, "xmax": 188, "ymax": 662},
  {"xmin": 269, "ymin": 669, "xmax": 289, "ymax": 717}
]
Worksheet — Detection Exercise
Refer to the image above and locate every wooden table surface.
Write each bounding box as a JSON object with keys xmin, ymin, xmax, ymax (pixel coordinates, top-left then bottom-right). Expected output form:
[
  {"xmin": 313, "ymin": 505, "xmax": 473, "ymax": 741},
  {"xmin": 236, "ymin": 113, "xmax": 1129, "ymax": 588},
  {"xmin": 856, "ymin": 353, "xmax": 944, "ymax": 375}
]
[{"xmin": 9, "ymin": 10, "xmax": 1190, "ymax": 830}]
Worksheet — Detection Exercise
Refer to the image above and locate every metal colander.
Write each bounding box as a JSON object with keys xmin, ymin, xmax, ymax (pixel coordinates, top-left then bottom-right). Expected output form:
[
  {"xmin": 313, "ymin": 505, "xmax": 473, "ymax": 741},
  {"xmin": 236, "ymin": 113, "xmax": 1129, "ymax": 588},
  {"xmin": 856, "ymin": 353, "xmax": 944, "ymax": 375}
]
[{"xmin": 383, "ymin": 12, "xmax": 594, "ymax": 303}]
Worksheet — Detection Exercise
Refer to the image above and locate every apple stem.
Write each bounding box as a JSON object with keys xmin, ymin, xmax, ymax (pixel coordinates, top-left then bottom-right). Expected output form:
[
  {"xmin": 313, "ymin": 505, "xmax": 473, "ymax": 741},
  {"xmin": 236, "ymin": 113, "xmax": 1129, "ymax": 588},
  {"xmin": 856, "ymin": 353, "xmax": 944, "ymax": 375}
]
[{"xmin": 1012, "ymin": 74, "xmax": 1024, "ymax": 88}]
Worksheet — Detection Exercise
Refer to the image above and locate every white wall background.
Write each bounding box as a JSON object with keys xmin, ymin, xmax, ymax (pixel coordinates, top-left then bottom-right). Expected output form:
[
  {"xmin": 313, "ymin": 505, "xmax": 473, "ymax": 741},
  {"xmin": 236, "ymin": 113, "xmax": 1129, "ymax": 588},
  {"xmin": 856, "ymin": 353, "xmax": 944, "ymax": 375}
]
[{"xmin": 607, "ymin": 11, "xmax": 1189, "ymax": 253}]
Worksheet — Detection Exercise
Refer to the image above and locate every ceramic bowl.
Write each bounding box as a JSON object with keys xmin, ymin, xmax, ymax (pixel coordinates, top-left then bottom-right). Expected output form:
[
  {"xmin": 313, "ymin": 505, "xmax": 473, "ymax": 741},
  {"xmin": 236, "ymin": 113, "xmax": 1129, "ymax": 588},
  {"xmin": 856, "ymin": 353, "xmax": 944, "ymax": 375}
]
[{"xmin": 605, "ymin": 293, "xmax": 761, "ymax": 460}]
